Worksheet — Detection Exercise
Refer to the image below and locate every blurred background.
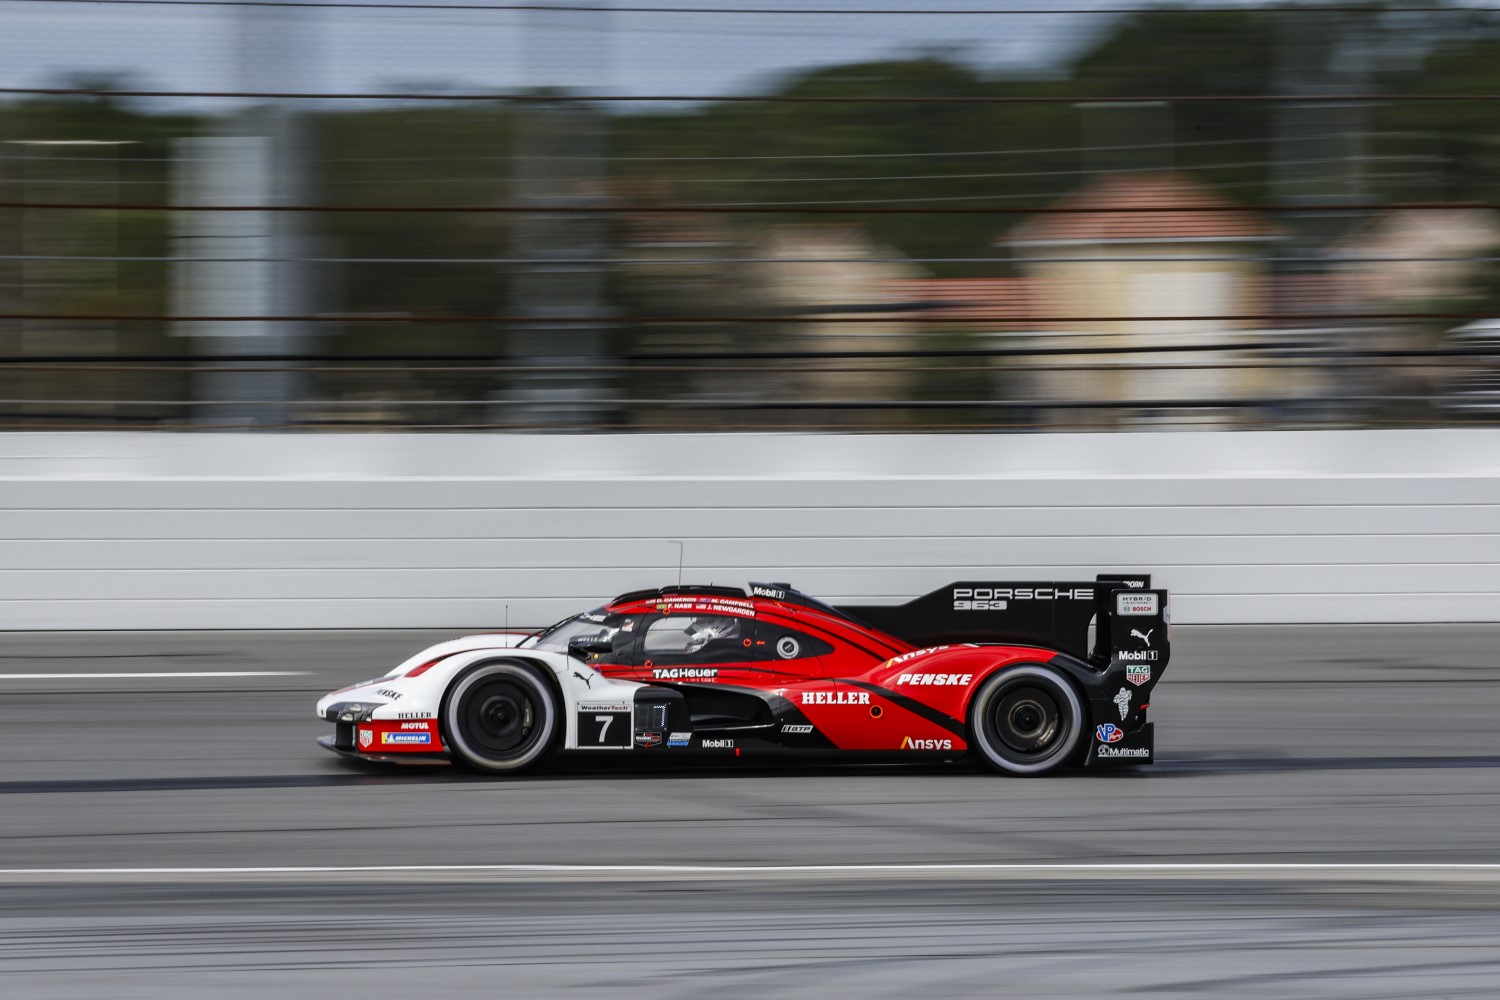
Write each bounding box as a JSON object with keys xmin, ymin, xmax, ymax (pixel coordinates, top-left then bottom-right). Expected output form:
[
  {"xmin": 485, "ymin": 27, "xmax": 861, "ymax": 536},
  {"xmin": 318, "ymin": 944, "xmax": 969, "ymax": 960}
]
[{"xmin": 5, "ymin": 0, "xmax": 1500, "ymax": 432}]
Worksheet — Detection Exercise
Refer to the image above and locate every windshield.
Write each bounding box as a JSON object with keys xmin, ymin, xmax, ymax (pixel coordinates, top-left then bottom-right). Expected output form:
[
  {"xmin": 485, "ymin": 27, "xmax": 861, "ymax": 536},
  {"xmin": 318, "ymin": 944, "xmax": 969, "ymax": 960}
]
[{"xmin": 522, "ymin": 609, "xmax": 626, "ymax": 653}]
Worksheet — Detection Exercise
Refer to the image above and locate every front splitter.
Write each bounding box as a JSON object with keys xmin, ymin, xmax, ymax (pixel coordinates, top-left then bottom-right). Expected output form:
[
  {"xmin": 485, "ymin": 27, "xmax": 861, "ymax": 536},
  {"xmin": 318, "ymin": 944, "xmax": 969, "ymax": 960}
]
[{"xmin": 317, "ymin": 734, "xmax": 453, "ymax": 766}]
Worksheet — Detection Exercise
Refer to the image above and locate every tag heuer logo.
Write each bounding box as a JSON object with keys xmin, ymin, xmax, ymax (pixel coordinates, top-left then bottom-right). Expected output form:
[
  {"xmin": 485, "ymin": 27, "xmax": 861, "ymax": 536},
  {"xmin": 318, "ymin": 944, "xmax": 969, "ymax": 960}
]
[
  {"xmin": 1126, "ymin": 665, "xmax": 1151, "ymax": 686},
  {"xmin": 358, "ymin": 729, "xmax": 373, "ymax": 748}
]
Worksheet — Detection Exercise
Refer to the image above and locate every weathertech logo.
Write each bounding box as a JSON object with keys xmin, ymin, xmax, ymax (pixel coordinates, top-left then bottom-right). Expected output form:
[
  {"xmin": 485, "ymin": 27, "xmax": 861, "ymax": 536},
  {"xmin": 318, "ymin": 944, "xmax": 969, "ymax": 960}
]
[
  {"xmin": 896, "ymin": 672, "xmax": 973, "ymax": 687},
  {"xmin": 901, "ymin": 736, "xmax": 954, "ymax": 750}
]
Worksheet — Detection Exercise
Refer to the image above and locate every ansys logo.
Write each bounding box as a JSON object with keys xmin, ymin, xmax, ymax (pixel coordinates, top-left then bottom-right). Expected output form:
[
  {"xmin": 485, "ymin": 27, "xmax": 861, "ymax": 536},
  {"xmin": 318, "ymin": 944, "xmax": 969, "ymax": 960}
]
[{"xmin": 900, "ymin": 736, "xmax": 954, "ymax": 751}]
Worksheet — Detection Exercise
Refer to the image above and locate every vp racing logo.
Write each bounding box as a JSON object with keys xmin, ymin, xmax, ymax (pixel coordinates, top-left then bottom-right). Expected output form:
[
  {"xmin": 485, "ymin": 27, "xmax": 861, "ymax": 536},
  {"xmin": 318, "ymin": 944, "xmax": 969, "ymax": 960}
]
[{"xmin": 953, "ymin": 586, "xmax": 1092, "ymax": 611}]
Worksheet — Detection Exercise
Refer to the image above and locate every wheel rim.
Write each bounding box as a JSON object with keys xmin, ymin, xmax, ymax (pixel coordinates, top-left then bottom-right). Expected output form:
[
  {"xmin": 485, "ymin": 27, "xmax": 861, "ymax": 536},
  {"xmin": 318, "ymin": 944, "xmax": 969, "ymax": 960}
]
[
  {"xmin": 989, "ymin": 683, "xmax": 1064, "ymax": 759},
  {"xmin": 460, "ymin": 677, "xmax": 541, "ymax": 760}
]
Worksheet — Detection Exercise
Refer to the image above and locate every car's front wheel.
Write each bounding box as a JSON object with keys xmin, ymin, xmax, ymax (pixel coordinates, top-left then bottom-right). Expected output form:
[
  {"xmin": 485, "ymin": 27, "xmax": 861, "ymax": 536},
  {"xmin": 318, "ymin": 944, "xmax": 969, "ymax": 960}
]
[
  {"xmin": 968, "ymin": 664, "xmax": 1084, "ymax": 776},
  {"xmin": 442, "ymin": 660, "xmax": 557, "ymax": 773}
]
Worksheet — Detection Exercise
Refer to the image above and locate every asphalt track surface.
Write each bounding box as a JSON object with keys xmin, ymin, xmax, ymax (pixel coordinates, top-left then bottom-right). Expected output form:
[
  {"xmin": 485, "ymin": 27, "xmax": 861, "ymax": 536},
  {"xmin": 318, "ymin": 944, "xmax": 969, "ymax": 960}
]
[{"xmin": 5, "ymin": 625, "xmax": 1500, "ymax": 997}]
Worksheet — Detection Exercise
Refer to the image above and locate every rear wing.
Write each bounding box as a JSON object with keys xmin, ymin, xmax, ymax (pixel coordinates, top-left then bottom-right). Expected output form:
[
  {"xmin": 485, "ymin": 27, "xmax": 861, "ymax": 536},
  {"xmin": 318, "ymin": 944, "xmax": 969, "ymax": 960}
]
[{"xmin": 837, "ymin": 574, "xmax": 1168, "ymax": 666}]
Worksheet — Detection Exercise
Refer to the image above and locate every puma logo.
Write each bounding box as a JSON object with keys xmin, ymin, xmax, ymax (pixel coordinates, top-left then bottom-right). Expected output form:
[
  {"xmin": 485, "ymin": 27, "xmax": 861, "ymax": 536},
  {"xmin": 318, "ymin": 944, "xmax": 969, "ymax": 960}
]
[
  {"xmin": 1130, "ymin": 628, "xmax": 1153, "ymax": 647},
  {"xmin": 572, "ymin": 670, "xmax": 594, "ymax": 689}
]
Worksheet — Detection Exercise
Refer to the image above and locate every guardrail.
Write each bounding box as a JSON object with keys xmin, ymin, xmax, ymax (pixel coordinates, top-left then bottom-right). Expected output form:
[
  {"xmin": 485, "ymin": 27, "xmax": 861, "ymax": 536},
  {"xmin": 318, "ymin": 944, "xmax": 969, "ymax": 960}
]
[{"xmin": 2, "ymin": 428, "xmax": 1497, "ymax": 629}]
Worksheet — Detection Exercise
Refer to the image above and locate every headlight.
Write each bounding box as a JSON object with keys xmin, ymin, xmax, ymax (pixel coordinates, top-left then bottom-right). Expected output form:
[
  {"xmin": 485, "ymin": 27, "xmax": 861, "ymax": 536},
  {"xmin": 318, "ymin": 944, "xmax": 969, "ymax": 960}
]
[{"xmin": 329, "ymin": 702, "xmax": 379, "ymax": 723}]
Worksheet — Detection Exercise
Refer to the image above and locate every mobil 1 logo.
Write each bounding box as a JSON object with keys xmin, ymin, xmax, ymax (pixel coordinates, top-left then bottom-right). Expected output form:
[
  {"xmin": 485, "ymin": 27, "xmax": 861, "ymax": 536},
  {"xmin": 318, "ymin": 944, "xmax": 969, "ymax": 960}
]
[{"xmin": 576, "ymin": 707, "xmax": 632, "ymax": 748}]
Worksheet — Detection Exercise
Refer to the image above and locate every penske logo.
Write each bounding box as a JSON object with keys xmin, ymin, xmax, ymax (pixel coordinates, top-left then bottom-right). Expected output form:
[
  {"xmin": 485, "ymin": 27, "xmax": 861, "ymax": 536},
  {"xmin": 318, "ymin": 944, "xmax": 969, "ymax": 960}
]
[
  {"xmin": 901, "ymin": 736, "xmax": 953, "ymax": 751},
  {"xmin": 896, "ymin": 672, "xmax": 972, "ymax": 687}
]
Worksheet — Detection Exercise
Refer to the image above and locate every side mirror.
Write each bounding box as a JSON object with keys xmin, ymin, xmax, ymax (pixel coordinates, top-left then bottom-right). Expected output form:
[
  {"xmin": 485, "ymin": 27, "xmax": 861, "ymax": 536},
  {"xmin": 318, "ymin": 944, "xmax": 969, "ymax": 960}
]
[{"xmin": 568, "ymin": 635, "xmax": 614, "ymax": 660}]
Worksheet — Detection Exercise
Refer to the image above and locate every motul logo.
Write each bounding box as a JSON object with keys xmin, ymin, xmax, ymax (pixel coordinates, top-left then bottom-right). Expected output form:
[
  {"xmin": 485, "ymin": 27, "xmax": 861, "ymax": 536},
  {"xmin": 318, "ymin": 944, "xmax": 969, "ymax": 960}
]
[{"xmin": 901, "ymin": 736, "xmax": 953, "ymax": 750}]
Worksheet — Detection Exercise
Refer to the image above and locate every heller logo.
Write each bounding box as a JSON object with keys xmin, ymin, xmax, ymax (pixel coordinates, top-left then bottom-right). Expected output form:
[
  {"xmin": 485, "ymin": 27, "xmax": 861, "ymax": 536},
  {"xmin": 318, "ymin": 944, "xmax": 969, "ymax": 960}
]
[
  {"xmin": 802, "ymin": 690, "xmax": 870, "ymax": 706},
  {"xmin": 901, "ymin": 736, "xmax": 954, "ymax": 750}
]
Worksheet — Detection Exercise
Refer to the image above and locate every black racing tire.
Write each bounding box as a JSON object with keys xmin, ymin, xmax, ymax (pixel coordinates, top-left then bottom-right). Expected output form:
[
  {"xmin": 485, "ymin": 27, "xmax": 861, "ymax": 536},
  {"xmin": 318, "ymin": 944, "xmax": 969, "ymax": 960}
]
[
  {"xmin": 968, "ymin": 664, "xmax": 1085, "ymax": 776},
  {"xmin": 442, "ymin": 660, "xmax": 557, "ymax": 773}
]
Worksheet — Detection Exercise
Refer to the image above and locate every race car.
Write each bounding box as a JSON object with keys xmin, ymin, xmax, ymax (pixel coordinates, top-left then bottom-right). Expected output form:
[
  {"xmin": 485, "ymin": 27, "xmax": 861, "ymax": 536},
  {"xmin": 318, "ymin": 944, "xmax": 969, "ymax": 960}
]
[{"xmin": 316, "ymin": 575, "xmax": 1169, "ymax": 776}]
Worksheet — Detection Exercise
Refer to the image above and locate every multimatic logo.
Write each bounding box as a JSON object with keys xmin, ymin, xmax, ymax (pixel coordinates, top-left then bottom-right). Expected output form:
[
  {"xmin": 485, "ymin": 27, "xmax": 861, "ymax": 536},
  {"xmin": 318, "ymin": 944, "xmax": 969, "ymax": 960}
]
[
  {"xmin": 952, "ymin": 587, "xmax": 1092, "ymax": 611},
  {"xmin": 1096, "ymin": 745, "xmax": 1150, "ymax": 759}
]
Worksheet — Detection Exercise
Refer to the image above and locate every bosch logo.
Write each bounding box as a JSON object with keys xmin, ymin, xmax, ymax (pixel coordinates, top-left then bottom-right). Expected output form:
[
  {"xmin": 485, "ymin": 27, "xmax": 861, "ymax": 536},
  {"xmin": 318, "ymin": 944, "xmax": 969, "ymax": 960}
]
[{"xmin": 1096, "ymin": 724, "xmax": 1125, "ymax": 744}]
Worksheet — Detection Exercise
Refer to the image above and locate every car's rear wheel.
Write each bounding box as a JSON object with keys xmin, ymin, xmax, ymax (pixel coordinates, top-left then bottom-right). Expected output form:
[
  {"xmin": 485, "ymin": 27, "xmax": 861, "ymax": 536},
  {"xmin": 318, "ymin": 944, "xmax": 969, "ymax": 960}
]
[
  {"xmin": 443, "ymin": 660, "xmax": 557, "ymax": 773},
  {"xmin": 969, "ymin": 664, "xmax": 1083, "ymax": 776}
]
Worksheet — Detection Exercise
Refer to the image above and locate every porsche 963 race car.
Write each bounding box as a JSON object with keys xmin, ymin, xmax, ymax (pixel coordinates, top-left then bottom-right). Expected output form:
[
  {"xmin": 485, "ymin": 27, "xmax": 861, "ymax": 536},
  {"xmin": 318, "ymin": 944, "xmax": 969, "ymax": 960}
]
[{"xmin": 317, "ymin": 575, "xmax": 1169, "ymax": 776}]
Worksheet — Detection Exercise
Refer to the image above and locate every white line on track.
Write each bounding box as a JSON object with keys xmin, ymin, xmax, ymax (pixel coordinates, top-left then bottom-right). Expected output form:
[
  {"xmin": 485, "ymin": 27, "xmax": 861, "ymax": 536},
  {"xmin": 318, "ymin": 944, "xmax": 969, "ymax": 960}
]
[
  {"xmin": 3, "ymin": 863, "xmax": 1500, "ymax": 884},
  {"xmin": 0, "ymin": 671, "xmax": 308, "ymax": 679}
]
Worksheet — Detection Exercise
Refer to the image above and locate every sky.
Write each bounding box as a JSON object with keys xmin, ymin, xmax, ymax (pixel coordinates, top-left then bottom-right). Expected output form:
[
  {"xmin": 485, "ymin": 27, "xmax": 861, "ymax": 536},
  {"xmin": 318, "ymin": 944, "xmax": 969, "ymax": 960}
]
[{"xmin": 0, "ymin": 0, "xmax": 1130, "ymax": 104}]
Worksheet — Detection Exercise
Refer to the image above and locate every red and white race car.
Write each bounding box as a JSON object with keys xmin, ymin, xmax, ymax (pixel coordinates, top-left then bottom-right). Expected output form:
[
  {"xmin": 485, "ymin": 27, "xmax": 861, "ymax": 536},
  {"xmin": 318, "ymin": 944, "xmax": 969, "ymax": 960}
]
[{"xmin": 316, "ymin": 576, "xmax": 1168, "ymax": 776}]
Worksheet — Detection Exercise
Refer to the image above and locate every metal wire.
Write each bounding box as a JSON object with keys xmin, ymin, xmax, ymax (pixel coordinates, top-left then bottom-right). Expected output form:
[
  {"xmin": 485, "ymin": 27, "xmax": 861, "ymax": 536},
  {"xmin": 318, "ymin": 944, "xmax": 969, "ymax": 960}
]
[
  {"xmin": 3, "ymin": 200, "xmax": 1495, "ymax": 214},
  {"xmin": 4, "ymin": 85, "xmax": 1500, "ymax": 103},
  {"xmin": 15, "ymin": 0, "xmax": 1500, "ymax": 14}
]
